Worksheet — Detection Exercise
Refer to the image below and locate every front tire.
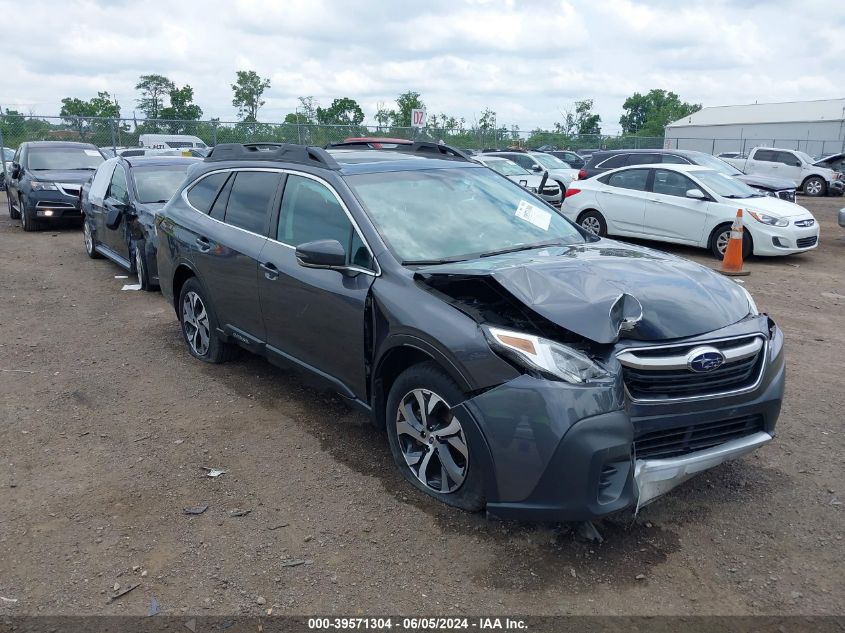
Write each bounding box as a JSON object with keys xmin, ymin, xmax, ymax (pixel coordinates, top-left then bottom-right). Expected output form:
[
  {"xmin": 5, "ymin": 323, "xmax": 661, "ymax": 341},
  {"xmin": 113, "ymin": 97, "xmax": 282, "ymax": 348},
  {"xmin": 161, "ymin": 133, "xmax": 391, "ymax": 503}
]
[
  {"xmin": 133, "ymin": 241, "xmax": 155, "ymax": 291},
  {"xmin": 710, "ymin": 224, "xmax": 752, "ymax": 260},
  {"xmin": 177, "ymin": 277, "xmax": 233, "ymax": 363},
  {"xmin": 577, "ymin": 209, "xmax": 607, "ymax": 237},
  {"xmin": 20, "ymin": 195, "xmax": 39, "ymax": 232},
  {"xmin": 386, "ymin": 362, "xmax": 485, "ymax": 512},
  {"xmin": 803, "ymin": 176, "xmax": 826, "ymax": 197}
]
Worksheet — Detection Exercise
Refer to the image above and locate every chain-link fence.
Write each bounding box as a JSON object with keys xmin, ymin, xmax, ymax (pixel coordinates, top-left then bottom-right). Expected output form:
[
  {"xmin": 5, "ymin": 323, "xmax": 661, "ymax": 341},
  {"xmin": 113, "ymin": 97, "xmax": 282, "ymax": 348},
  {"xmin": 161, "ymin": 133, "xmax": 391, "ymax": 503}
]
[{"xmin": 2, "ymin": 114, "xmax": 843, "ymax": 161}]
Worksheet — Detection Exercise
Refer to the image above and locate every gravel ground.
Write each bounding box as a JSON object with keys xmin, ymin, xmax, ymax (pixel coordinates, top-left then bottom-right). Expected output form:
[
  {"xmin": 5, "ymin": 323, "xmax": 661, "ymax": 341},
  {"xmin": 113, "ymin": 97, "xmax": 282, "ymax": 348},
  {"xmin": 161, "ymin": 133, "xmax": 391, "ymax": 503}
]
[{"xmin": 0, "ymin": 192, "xmax": 842, "ymax": 616}]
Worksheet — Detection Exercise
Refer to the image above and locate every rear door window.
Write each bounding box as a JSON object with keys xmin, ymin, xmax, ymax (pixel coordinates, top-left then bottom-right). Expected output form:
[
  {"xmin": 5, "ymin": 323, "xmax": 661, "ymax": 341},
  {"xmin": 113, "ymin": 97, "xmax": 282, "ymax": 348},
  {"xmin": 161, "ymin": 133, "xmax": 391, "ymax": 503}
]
[
  {"xmin": 661, "ymin": 154, "xmax": 690, "ymax": 164},
  {"xmin": 626, "ymin": 153, "xmax": 663, "ymax": 166},
  {"xmin": 222, "ymin": 171, "xmax": 280, "ymax": 234},
  {"xmin": 605, "ymin": 169, "xmax": 649, "ymax": 191}
]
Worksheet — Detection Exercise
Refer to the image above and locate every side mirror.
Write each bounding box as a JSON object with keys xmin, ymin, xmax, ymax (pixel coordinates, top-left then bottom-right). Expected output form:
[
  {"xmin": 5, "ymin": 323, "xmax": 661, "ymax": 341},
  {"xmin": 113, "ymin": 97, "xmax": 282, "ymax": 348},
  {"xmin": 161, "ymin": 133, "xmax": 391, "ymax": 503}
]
[
  {"xmin": 11, "ymin": 163, "xmax": 22, "ymax": 179},
  {"xmin": 105, "ymin": 197, "xmax": 131, "ymax": 229},
  {"xmin": 295, "ymin": 239, "xmax": 347, "ymax": 270},
  {"xmin": 531, "ymin": 164, "xmax": 543, "ymax": 172},
  {"xmin": 686, "ymin": 188, "xmax": 707, "ymax": 200}
]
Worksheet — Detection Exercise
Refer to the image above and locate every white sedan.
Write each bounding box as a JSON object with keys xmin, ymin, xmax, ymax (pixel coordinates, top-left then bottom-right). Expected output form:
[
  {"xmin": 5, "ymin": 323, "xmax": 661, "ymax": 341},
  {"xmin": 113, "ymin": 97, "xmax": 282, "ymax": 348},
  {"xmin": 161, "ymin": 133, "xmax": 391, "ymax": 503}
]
[{"xmin": 562, "ymin": 164, "xmax": 820, "ymax": 258}]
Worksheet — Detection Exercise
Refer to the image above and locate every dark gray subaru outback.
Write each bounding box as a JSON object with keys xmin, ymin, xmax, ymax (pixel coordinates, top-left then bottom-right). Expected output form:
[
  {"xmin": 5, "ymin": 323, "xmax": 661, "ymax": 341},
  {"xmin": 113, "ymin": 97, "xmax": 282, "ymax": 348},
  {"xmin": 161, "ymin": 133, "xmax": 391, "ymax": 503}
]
[{"xmin": 156, "ymin": 142, "xmax": 784, "ymax": 521}]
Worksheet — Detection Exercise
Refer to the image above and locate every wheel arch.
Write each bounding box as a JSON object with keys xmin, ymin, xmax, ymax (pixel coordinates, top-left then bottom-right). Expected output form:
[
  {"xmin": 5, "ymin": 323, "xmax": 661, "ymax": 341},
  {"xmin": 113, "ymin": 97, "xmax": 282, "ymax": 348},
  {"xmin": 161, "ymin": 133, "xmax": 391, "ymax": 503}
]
[
  {"xmin": 371, "ymin": 340, "xmax": 472, "ymax": 430},
  {"xmin": 708, "ymin": 221, "xmax": 754, "ymax": 256},
  {"xmin": 801, "ymin": 174, "xmax": 827, "ymax": 194},
  {"xmin": 171, "ymin": 263, "xmax": 197, "ymax": 312}
]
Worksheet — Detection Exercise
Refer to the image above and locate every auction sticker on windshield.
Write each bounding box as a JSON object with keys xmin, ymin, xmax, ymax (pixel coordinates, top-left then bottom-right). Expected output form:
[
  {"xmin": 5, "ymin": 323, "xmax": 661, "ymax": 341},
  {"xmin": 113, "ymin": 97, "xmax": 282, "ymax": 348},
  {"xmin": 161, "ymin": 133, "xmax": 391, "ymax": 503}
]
[
  {"xmin": 515, "ymin": 200, "xmax": 552, "ymax": 231},
  {"xmin": 84, "ymin": 150, "xmax": 101, "ymax": 156}
]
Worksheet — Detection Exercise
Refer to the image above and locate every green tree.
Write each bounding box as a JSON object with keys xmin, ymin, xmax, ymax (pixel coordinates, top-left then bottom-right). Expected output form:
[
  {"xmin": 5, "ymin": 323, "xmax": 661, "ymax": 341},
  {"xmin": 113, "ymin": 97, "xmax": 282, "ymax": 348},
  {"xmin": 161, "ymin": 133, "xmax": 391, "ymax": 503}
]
[
  {"xmin": 391, "ymin": 91, "xmax": 425, "ymax": 127},
  {"xmin": 374, "ymin": 102, "xmax": 392, "ymax": 130},
  {"xmin": 231, "ymin": 70, "xmax": 271, "ymax": 121},
  {"xmin": 619, "ymin": 89, "xmax": 701, "ymax": 136},
  {"xmin": 316, "ymin": 97, "xmax": 365, "ymax": 126},
  {"xmin": 135, "ymin": 74, "xmax": 175, "ymax": 120},
  {"xmin": 477, "ymin": 108, "xmax": 496, "ymax": 131},
  {"xmin": 159, "ymin": 85, "xmax": 203, "ymax": 122},
  {"xmin": 60, "ymin": 92, "xmax": 121, "ymax": 139},
  {"xmin": 574, "ymin": 99, "xmax": 601, "ymax": 136}
]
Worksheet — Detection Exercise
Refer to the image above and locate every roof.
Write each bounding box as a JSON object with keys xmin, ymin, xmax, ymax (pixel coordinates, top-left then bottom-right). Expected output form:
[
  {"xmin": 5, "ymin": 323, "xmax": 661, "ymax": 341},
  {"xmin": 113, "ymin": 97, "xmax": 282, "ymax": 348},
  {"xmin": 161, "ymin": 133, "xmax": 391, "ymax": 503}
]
[
  {"xmin": 122, "ymin": 156, "xmax": 201, "ymax": 168},
  {"xmin": 667, "ymin": 98, "xmax": 845, "ymax": 128},
  {"xmin": 330, "ymin": 149, "xmax": 482, "ymax": 175},
  {"xmin": 25, "ymin": 141, "xmax": 98, "ymax": 149}
]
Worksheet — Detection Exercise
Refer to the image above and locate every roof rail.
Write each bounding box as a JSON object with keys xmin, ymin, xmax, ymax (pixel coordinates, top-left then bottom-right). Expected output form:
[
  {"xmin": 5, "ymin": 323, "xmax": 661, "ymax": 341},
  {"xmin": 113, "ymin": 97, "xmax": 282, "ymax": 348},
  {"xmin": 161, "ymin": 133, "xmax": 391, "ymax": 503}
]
[
  {"xmin": 325, "ymin": 140, "xmax": 472, "ymax": 162},
  {"xmin": 206, "ymin": 143, "xmax": 341, "ymax": 170}
]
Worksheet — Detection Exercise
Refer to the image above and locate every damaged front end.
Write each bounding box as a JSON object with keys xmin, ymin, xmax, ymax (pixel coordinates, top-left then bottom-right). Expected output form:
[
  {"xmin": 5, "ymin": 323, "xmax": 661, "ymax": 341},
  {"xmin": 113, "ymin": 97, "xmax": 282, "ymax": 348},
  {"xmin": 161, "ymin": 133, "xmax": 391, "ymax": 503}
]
[{"xmin": 412, "ymin": 244, "xmax": 782, "ymax": 520}]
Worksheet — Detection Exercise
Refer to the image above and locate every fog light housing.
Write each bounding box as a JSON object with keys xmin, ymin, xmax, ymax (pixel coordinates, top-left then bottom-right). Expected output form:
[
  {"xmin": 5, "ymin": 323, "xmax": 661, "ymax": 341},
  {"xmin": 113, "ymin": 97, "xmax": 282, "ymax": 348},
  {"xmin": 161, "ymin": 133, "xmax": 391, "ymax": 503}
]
[{"xmin": 771, "ymin": 236, "xmax": 787, "ymax": 248}]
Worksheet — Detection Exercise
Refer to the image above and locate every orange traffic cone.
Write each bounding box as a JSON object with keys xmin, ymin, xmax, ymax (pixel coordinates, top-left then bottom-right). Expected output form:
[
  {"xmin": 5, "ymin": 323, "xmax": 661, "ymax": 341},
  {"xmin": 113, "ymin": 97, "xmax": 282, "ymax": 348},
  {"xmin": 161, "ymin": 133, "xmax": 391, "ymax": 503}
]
[{"xmin": 719, "ymin": 209, "xmax": 750, "ymax": 276}]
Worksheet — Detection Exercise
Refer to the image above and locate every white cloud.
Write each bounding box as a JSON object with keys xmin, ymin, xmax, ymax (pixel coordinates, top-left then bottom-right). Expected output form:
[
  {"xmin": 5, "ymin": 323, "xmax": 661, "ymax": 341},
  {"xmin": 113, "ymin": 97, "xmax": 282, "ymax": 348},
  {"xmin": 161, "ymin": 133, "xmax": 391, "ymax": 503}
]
[{"xmin": 0, "ymin": 0, "xmax": 841, "ymax": 133}]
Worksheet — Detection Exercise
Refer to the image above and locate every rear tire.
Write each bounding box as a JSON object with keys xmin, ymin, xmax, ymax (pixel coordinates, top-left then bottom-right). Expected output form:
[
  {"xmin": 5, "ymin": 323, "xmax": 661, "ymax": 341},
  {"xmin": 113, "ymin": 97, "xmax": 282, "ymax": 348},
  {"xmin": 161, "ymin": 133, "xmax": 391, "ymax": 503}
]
[
  {"xmin": 177, "ymin": 277, "xmax": 234, "ymax": 364},
  {"xmin": 577, "ymin": 209, "xmax": 607, "ymax": 237},
  {"xmin": 802, "ymin": 176, "xmax": 826, "ymax": 197},
  {"xmin": 20, "ymin": 196, "xmax": 39, "ymax": 232},
  {"xmin": 7, "ymin": 190, "xmax": 20, "ymax": 219},
  {"xmin": 385, "ymin": 362, "xmax": 485, "ymax": 512},
  {"xmin": 710, "ymin": 224, "xmax": 752, "ymax": 260}
]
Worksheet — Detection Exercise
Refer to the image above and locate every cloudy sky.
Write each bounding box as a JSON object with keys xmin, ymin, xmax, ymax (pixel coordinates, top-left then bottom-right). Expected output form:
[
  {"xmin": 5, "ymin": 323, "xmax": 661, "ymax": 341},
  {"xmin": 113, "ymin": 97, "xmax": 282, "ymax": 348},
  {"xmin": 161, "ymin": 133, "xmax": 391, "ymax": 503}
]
[{"xmin": 1, "ymin": 0, "xmax": 842, "ymax": 133}]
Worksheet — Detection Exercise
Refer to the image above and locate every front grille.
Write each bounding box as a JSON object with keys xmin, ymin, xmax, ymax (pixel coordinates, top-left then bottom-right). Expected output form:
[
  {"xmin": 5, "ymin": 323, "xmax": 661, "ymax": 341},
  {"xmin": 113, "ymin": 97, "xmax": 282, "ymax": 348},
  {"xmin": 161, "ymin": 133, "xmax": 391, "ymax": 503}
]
[
  {"xmin": 777, "ymin": 190, "xmax": 796, "ymax": 202},
  {"xmin": 56, "ymin": 183, "xmax": 82, "ymax": 197},
  {"xmin": 634, "ymin": 415, "xmax": 764, "ymax": 460},
  {"xmin": 541, "ymin": 186, "xmax": 560, "ymax": 196},
  {"xmin": 796, "ymin": 236, "xmax": 818, "ymax": 248},
  {"xmin": 618, "ymin": 335, "xmax": 765, "ymax": 401}
]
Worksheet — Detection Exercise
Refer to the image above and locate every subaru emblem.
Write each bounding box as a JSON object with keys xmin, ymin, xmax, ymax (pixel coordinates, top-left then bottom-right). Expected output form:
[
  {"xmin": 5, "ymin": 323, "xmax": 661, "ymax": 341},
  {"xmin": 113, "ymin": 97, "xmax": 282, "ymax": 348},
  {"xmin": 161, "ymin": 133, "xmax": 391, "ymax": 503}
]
[{"xmin": 687, "ymin": 346, "xmax": 725, "ymax": 373}]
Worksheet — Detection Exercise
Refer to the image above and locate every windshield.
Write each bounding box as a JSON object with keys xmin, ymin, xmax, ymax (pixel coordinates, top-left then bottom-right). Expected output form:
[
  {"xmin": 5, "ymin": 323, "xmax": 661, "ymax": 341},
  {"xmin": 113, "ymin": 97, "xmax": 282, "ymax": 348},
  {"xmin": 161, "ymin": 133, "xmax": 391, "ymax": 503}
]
[
  {"xmin": 692, "ymin": 153, "xmax": 743, "ymax": 176},
  {"xmin": 693, "ymin": 170, "xmax": 762, "ymax": 198},
  {"xmin": 28, "ymin": 147, "xmax": 103, "ymax": 170},
  {"xmin": 2, "ymin": 148, "xmax": 13, "ymax": 161},
  {"xmin": 483, "ymin": 158, "xmax": 530, "ymax": 176},
  {"xmin": 346, "ymin": 167, "xmax": 584, "ymax": 263},
  {"xmin": 533, "ymin": 153, "xmax": 568, "ymax": 169},
  {"xmin": 132, "ymin": 164, "xmax": 192, "ymax": 203}
]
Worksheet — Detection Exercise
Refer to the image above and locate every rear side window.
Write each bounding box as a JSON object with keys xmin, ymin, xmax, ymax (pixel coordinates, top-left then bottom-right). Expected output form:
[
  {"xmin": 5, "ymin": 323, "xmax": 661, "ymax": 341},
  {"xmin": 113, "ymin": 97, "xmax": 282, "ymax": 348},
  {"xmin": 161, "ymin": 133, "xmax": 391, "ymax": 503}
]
[
  {"xmin": 627, "ymin": 153, "xmax": 662, "ymax": 166},
  {"xmin": 606, "ymin": 169, "xmax": 649, "ymax": 191},
  {"xmin": 187, "ymin": 172, "xmax": 229, "ymax": 213},
  {"xmin": 661, "ymin": 154, "xmax": 689, "ymax": 164},
  {"xmin": 223, "ymin": 171, "xmax": 280, "ymax": 233},
  {"xmin": 277, "ymin": 174, "xmax": 351, "ymax": 246},
  {"xmin": 597, "ymin": 155, "xmax": 627, "ymax": 169}
]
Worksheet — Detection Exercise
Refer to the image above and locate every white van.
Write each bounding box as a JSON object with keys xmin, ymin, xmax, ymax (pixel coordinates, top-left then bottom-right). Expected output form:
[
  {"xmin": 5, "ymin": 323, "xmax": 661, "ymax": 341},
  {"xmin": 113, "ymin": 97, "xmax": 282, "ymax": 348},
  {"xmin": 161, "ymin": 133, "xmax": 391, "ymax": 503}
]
[{"xmin": 138, "ymin": 134, "xmax": 208, "ymax": 150}]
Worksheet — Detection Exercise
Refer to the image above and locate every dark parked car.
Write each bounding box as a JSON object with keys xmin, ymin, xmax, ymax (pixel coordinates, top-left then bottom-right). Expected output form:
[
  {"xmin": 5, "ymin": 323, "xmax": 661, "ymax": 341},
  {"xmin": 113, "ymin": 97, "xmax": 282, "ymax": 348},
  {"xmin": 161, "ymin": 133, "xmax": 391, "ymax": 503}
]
[
  {"xmin": 156, "ymin": 142, "xmax": 784, "ymax": 521},
  {"xmin": 580, "ymin": 149, "xmax": 798, "ymax": 202},
  {"xmin": 6, "ymin": 141, "xmax": 104, "ymax": 231},
  {"xmin": 544, "ymin": 150, "xmax": 585, "ymax": 169},
  {"xmin": 82, "ymin": 155, "xmax": 200, "ymax": 290},
  {"xmin": 0, "ymin": 146, "xmax": 14, "ymax": 191}
]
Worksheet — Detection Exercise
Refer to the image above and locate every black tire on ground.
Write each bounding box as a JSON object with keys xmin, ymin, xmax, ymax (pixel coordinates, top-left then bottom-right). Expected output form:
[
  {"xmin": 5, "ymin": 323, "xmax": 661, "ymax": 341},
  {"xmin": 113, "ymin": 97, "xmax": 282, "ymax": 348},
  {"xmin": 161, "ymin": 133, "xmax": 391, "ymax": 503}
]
[
  {"xmin": 802, "ymin": 176, "xmax": 826, "ymax": 197},
  {"xmin": 710, "ymin": 223, "xmax": 753, "ymax": 260},
  {"xmin": 177, "ymin": 277, "xmax": 235, "ymax": 364},
  {"xmin": 577, "ymin": 209, "xmax": 607, "ymax": 237},
  {"xmin": 20, "ymin": 195, "xmax": 39, "ymax": 232},
  {"xmin": 83, "ymin": 219, "xmax": 101, "ymax": 259},
  {"xmin": 133, "ymin": 240, "xmax": 156, "ymax": 291},
  {"xmin": 7, "ymin": 190, "xmax": 20, "ymax": 219},
  {"xmin": 385, "ymin": 361, "xmax": 485, "ymax": 512}
]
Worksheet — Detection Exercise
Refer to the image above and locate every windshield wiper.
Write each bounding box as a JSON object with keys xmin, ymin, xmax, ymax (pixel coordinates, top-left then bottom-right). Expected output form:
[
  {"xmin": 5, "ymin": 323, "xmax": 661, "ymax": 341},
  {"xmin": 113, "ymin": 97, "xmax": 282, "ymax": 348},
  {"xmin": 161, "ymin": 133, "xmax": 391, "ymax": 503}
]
[
  {"xmin": 479, "ymin": 239, "xmax": 568, "ymax": 258},
  {"xmin": 722, "ymin": 194, "xmax": 754, "ymax": 199},
  {"xmin": 401, "ymin": 256, "xmax": 469, "ymax": 266}
]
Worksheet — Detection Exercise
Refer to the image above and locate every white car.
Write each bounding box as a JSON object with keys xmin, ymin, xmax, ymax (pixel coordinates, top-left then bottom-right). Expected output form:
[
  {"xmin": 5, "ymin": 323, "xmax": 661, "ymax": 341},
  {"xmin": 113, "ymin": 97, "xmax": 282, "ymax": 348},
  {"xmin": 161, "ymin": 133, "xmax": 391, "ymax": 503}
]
[
  {"xmin": 561, "ymin": 164, "xmax": 820, "ymax": 258},
  {"xmin": 486, "ymin": 151, "xmax": 579, "ymax": 192},
  {"xmin": 475, "ymin": 156, "xmax": 562, "ymax": 206}
]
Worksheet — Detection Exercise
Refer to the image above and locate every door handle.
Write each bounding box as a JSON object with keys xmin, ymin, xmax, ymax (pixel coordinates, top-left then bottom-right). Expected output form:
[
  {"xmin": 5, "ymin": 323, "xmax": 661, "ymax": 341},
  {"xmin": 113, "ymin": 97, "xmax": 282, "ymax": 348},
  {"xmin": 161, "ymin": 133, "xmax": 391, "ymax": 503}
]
[
  {"xmin": 260, "ymin": 262, "xmax": 279, "ymax": 279},
  {"xmin": 195, "ymin": 237, "xmax": 211, "ymax": 253},
  {"xmin": 650, "ymin": 198, "xmax": 665, "ymax": 203}
]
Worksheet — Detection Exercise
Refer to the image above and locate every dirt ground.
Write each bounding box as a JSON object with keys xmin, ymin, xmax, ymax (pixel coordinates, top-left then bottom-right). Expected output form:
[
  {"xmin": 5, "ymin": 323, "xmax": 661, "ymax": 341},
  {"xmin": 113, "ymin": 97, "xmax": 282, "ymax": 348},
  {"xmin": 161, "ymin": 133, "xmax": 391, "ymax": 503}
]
[{"xmin": 0, "ymin": 191, "xmax": 842, "ymax": 617}]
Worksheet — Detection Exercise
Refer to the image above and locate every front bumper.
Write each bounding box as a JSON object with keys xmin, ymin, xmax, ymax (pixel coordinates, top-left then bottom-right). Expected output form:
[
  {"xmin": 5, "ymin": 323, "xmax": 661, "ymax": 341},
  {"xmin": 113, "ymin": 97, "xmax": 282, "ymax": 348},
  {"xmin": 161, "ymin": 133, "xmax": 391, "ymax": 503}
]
[
  {"xmin": 749, "ymin": 221, "xmax": 820, "ymax": 255},
  {"xmin": 27, "ymin": 190, "xmax": 82, "ymax": 219},
  {"xmin": 462, "ymin": 320, "xmax": 784, "ymax": 522},
  {"xmin": 838, "ymin": 207, "xmax": 845, "ymax": 228},
  {"xmin": 830, "ymin": 179, "xmax": 844, "ymax": 196}
]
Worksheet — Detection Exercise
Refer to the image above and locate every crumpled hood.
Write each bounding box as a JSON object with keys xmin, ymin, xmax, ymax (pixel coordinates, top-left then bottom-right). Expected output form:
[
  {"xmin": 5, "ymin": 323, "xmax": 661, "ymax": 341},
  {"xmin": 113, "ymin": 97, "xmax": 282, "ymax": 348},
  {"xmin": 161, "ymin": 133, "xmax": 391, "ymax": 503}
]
[
  {"xmin": 735, "ymin": 173, "xmax": 796, "ymax": 190},
  {"xmin": 416, "ymin": 240, "xmax": 752, "ymax": 344}
]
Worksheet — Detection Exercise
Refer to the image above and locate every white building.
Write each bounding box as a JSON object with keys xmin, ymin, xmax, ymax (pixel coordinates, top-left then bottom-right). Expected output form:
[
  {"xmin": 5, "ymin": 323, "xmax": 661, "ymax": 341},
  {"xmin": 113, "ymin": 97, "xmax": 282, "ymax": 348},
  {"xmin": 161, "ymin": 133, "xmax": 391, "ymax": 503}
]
[{"xmin": 665, "ymin": 98, "xmax": 845, "ymax": 157}]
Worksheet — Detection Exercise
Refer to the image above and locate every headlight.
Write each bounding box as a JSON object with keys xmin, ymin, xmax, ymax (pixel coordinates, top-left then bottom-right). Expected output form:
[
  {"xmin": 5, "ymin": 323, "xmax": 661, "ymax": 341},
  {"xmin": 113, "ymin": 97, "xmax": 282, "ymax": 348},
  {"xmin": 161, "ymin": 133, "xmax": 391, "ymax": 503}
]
[
  {"xmin": 30, "ymin": 181, "xmax": 58, "ymax": 191},
  {"xmin": 528, "ymin": 186, "xmax": 538, "ymax": 193},
  {"xmin": 737, "ymin": 284, "xmax": 759, "ymax": 315},
  {"xmin": 483, "ymin": 326, "xmax": 610, "ymax": 384},
  {"xmin": 755, "ymin": 188, "xmax": 776, "ymax": 198},
  {"xmin": 748, "ymin": 210, "xmax": 788, "ymax": 227}
]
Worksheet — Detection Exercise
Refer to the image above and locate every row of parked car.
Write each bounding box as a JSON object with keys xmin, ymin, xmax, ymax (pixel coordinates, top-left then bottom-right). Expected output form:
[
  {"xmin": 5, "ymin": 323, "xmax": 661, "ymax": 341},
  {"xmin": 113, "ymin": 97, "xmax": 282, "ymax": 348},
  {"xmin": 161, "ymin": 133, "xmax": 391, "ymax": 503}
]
[{"xmin": 3, "ymin": 137, "xmax": 791, "ymax": 525}]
